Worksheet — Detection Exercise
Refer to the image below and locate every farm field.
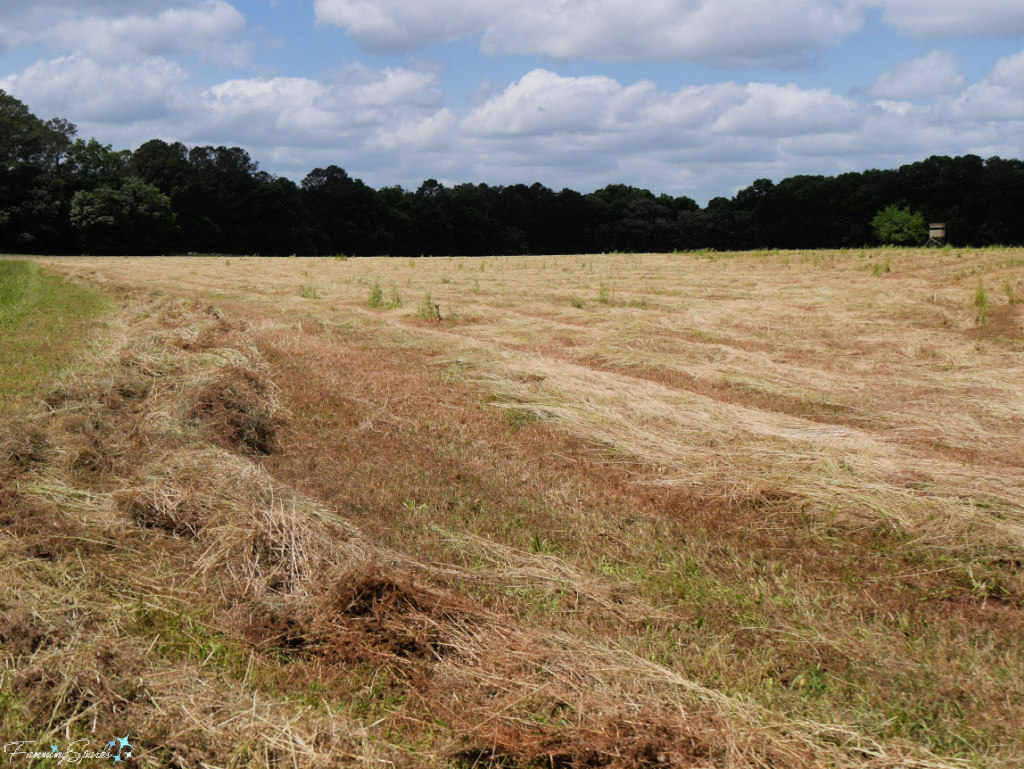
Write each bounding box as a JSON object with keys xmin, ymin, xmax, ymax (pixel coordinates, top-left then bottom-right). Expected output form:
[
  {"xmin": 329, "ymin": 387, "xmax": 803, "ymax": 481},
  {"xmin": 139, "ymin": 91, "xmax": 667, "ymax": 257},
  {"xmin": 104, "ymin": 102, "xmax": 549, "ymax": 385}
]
[{"xmin": 2, "ymin": 248, "xmax": 1024, "ymax": 768}]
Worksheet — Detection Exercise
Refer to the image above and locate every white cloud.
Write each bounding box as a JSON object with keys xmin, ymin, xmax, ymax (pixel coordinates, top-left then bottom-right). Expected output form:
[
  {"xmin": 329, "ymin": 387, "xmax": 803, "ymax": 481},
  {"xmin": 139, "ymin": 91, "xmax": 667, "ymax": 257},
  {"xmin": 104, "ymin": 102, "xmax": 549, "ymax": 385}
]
[
  {"xmin": 313, "ymin": 0, "xmax": 497, "ymax": 52},
  {"xmin": 481, "ymin": 0, "xmax": 862, "ymax": 66},
  {"xmin": 709, "ymin": 82, "xmax": 861, "ymax": 136},
  {"xmin": 315, "ymin": 0, "xmax": 863, "ymax": 66},
  {"xmin": 314, "ymin": 1, "xmax": 1024, "ymax": 63},
  {"xmin": 0, "ymin": 54, "xmax": 188, "ymax": 122},
  {"xmin": 867, "ymin": 50, "xmax": 965, "ymax": 100},
  {"xmin": 988, "ymin": 49, "xmax": 1024, "ymax": 87},
  {"xmin": 462, "ymin": 70, "xmax": 624, "ymax": 136},
  {"xmin": 0, "ymin": 1, "xmax": 249, "ymax": 66},
  {"xmin": 870, "ymin": 0, "xmax": 1024, "ymax": 37},
  {"xmin": 197, "ymin": 66, "xmax": 444, "ymax": 146},
  {"xmin": 944, "ymin": 50, "xmax": 1024, "ymax": 122},
  {"xmin": 45, "ymin": 1, "xmax": 248, "ymax": 66},
  {"xmin": 449, "ymin": 71, "xmax": 880, "ymax": 195},
  {"xmin": 462, "ymin": 71, "xmax": 862, "ymax": 148},
  {"xmin": 367, "ymin": 109, "xmax": 459, "ymax": 152}
]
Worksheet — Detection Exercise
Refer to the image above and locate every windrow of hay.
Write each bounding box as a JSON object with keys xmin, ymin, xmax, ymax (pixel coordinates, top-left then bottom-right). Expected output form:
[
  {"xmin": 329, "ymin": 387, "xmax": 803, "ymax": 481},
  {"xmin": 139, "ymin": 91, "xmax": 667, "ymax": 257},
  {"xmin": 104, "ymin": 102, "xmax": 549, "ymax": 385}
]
[{"xmin": 469, "ymin": 353, "xmax": 1024, "ymax": 554}]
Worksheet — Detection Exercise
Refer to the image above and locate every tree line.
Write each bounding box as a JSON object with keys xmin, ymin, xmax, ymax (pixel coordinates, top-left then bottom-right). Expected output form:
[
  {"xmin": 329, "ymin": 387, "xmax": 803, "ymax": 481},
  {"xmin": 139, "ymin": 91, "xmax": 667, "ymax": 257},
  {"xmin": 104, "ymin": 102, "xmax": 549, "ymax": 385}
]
[{"xmin": 3, "ymin": 89, "xmax": 1024, "ymax": 256}]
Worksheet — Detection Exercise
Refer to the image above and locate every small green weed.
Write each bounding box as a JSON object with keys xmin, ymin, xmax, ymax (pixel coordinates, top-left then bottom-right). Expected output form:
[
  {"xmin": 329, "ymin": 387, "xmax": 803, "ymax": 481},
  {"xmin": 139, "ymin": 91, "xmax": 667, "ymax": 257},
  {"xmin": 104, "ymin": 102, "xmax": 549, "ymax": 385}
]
[
  {"xmin": 598, "ymin": 281, "xmax": 612, "ymax": 304},
  {"xmin": 1005, "ymin": 280, "xmax": 1021, "ymax": 305},
  {"xmin": 417, "ymin": 292, "xmax": 439, "ymax": 321},
  {"xmin": 299, "ymin": 284, "xmax": 320, "ymax": 299},
  {"xmin": 386, "ymin": 286, "xmax": 403, "ymax": 309},
  {"xmin": 570, "ymin": 296, "xmax": 585, "ymax": 309},
  {"xmin": 504, "ymin": 408, "xmax": 539, "ymax": 432},
  {"xmin": 368, "ymin": 282, "xmax": 384, "ymax": 308},
  {"xmin": 975, "ymin": 280, "xmax": 990, "ymax": 326},
  {"xmin": 530, "ymin": 531, "xmax": 559, "ymax": 554}
]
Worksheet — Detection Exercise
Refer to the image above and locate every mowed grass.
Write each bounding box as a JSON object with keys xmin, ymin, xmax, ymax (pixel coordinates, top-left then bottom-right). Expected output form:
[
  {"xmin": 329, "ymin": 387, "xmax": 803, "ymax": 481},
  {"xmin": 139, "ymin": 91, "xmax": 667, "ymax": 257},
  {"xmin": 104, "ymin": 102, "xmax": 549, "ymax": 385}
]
[
  {"xmin": 0, "ymin": 259, "xmax": 109, "ymax": 412},
  {"xmin": 13, "ymin": 249, "xmax": 1024, "ymax": 767}
]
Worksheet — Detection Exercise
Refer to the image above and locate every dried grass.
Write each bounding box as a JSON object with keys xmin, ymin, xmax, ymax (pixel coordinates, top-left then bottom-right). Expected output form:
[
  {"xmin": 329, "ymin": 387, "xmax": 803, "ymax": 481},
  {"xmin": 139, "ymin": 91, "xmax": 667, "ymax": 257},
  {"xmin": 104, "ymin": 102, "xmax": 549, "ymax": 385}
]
[{"xmin": 13, "ymin": 253, "xmax": 1022, "ymax": 767}]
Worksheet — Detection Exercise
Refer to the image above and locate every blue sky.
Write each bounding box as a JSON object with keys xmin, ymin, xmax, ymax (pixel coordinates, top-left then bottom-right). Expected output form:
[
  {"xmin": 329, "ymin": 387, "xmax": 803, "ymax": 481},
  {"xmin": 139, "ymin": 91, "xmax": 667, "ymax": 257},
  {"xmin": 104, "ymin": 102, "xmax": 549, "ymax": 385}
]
[{"xmin": 2, "ymin": 1, "xmax": 1023, "ymax": 203}]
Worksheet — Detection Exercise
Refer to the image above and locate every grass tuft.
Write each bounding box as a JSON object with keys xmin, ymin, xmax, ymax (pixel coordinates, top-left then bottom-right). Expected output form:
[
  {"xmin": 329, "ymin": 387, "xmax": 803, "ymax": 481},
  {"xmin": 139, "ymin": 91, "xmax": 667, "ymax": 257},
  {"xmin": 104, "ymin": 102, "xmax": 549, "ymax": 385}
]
[
  {"xmin": 975, "ymin": 280, "xmax": 991, "ymax": 326},
  {"xmin": 367, "ymin": 281, "xmax": 383, "ymax": 308},
  {"xmin": 417, "ymin": 291, "xmax": 439, "ymax": 321}
]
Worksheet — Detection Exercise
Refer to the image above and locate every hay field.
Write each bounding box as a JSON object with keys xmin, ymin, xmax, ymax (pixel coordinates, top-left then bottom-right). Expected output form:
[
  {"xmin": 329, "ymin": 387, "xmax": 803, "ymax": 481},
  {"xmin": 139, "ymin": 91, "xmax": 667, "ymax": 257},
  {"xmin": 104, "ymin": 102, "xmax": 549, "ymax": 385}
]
[{"xmin": 3, "ymin": 248, "xmax": 1023, "ymax": 768}]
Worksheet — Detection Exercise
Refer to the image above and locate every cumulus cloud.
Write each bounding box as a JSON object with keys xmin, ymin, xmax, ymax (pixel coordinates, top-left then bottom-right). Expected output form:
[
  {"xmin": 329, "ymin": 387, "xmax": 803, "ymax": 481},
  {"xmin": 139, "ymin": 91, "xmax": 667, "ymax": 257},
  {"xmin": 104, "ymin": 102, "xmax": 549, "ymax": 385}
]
[
  {"xmin": 867, "ymin": 50, "xmax": 965, "ymax": 100},
  {"xmin": 197, "ymin": 66, "xmax": 444, "ymax": 146},
  {"xmin": 462, "ymin": 70, "xmax": 625, "ymax": 136},
  {"xmin": 315, "ymin": 0, "xmax": 863, "ymax": 66},
  {"xmin": 944, "ymin": 50, "xmax": 1024, "ymax": 122},
  {"xmin": 870, "ymin": 0, "xmax": 1024, "ymax": 37},
  {"xmin": 480, "ymin": 0, "xmax": 862, "ymax": 66},
  {"xmin": 0, "ymin": 1, "xmax": 249, "ymax": 65},
  {"xmin": 45, "ymin": 1, "xmax": 248, "ymax": 66},
  {"xmin": 313, "ymin": 0, "xmax": 497, "ymax": 52},
  {"xmin": 314, "ymin": 0, "xmax": 1024, "ymax": 63},
  {"xmin": 0, "ymin": 54, "xmax": 188, "ymax": 122},
  {"xmin": 462, "ymin": 70, "xmax": 862, "ymax": 149}
]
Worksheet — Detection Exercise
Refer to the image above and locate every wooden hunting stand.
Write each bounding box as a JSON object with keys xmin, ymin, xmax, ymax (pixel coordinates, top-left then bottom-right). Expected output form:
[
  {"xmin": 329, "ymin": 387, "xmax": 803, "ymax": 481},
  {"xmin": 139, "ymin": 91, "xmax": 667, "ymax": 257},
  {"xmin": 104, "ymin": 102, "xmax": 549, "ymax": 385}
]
[{"xmin": 926, "ymin": 223, "xmax": 946, "ymax": 247}]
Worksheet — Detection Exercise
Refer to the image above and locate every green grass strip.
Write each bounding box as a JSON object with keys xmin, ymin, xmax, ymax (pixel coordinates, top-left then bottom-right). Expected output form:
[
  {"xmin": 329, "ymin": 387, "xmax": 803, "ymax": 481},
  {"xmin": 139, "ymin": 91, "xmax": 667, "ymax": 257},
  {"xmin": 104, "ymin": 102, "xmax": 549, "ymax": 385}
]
[{"xmin": 0, "ymin": 259, "xmax": 109, "ymax": 411}]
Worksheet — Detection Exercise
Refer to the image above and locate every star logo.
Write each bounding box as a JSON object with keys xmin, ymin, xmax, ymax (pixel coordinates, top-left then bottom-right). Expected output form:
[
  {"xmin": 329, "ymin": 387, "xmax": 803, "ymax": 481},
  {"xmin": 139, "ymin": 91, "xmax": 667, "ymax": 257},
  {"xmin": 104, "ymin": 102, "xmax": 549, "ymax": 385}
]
[{"xmin": 110, "ymin": 734, "xmax": 133, "ymax": 764}]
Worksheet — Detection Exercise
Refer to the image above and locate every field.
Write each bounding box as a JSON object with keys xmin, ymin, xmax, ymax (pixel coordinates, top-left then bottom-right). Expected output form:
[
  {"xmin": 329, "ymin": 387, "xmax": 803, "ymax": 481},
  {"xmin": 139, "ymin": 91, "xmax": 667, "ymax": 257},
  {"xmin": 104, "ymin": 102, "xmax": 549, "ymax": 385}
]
[{"xmin": 2, "ymin": 248, "xmax": 1023, "ymax": 768}]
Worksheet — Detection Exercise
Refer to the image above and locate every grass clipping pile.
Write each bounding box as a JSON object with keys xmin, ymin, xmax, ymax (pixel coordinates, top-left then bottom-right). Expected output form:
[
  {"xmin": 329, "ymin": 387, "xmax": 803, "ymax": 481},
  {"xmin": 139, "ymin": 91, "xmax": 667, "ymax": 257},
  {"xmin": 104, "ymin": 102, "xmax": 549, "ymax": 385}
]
[{"xmin": 0, "ymin": 291, "xmax": 966, "ymax": 768}]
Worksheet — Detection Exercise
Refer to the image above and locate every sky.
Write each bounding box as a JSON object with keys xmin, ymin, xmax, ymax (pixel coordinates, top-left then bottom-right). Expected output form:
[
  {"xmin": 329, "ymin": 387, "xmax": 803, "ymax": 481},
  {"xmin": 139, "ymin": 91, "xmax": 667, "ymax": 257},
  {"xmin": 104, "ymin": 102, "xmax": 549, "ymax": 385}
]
[{"xmin": 1, "ymin": 1, "xmax": 1023, "ymax": 203}]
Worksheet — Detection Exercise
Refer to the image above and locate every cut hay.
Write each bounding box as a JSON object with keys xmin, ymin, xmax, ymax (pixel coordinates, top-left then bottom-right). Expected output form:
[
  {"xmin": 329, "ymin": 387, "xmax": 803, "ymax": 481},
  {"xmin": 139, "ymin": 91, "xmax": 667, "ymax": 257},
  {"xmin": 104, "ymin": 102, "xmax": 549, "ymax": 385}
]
[{"xmin": 8, "ymin": 254, "xmax": 1020, "ymax": 768}]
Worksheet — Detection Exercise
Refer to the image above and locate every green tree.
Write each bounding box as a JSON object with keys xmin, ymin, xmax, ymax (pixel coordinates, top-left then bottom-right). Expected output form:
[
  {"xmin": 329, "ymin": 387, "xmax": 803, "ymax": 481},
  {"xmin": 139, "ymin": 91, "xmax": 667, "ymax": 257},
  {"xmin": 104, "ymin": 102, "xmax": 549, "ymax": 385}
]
[
  {"xmin": 872, "ymin": 204, "xmax": 927, "ymax": 244},
  {"xmin": 0, "ymin": 89, "xmax": 48, "ymax": 171},
  {"xmin": 70, "ymin": 176, "xmax": 176, "ymax": 254}
]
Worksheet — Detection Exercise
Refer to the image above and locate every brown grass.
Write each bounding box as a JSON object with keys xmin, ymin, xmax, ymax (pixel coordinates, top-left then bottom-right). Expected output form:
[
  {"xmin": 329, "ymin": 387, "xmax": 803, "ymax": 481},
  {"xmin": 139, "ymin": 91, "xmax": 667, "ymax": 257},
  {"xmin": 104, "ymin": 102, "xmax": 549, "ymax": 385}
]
[{"xmin": 3, "ymin": 249, "xmax": 1021, "ymax": 767}]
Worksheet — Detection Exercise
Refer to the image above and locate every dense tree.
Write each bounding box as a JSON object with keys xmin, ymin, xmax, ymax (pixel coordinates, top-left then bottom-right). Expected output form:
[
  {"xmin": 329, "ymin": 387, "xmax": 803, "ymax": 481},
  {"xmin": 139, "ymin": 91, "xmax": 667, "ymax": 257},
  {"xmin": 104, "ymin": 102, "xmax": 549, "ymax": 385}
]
[
  {"xmin": 0, "ymin": 90, "xmax": 50, "ymax": 171},
  {"xmin": 71, "ymin": 176, "xmax": 177, "ymax": 254},
  {"xmin": 3, "ymin": 90, "xmax": 1024, "ymax": 256}
]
